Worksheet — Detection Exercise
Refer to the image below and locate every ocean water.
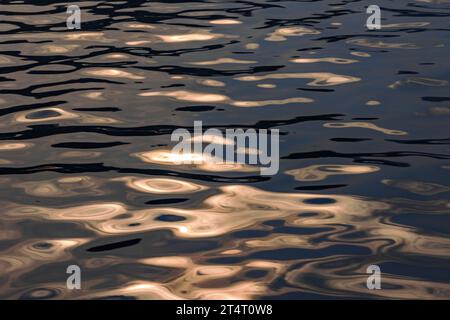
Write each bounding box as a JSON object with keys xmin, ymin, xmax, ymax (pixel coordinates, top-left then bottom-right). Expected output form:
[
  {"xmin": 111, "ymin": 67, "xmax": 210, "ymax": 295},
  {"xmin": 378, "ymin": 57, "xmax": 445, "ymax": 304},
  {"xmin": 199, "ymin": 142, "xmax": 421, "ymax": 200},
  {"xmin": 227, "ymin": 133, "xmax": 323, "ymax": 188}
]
[{"xmin": 0, "ymin": 0, "xmax": 449, "ymax": 299}]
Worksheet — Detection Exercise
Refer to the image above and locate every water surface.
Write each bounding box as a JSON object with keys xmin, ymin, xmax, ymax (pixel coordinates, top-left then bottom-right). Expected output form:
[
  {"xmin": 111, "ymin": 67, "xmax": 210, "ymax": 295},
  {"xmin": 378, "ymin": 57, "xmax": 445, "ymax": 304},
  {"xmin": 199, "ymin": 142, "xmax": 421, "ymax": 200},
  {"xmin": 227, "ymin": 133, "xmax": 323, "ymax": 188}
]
[{"xmin": 0, "ymin": 0, "xmax": 450, "ymax": 299}]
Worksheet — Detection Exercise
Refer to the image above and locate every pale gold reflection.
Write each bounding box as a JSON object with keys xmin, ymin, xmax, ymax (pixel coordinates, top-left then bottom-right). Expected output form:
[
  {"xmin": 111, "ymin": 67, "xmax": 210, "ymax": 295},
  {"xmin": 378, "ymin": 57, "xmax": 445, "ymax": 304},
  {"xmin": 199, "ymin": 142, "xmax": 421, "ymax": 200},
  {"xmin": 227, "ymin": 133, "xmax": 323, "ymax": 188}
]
[
  {"xmin": 140, "ymin": 256, "xmax": 191, "ymax": 268},
  {"xmin": 4, "ymin": 185, "xmax": 389, "ymax": 239},
  {"xmin": 126, "ymin": 40, "xmax": 150, "ymax": 46},
  {"xmin": 139, "ymin": 90, "xmax": 312, "ymax": 107},
  {"xmin": 83, "ymin": 281, "xmax": 183, "ymax": 300},
  {"xmin": 28, "ymin": 186, "xmax": 390, "ymax": 238},
  {"xmin": 382, "ymin": 179, "xmax": 450, "ymax": 195},
  {"xmin": 188, "ymin": 58, "xmax": 257, "ymax": 65},
  {"xmin": 189, "ymin": 134, "xmax": 234, "ymax": 146},
  {"xmin": 157, "ymin": 31, "xmax": 227, "ymax": 43},
  {"xmin": 139, "ymin": 256, "xmax": 284, "ymax": 299},
  {"xmin": 113, "ymin": 176, "xmax": 208, "ymax": 194},
  {"xmin": 83, "ymin": 68, "xmax": 145, "ymax": 80},
  {"xmin": 197, "ymin": 79, "xmax": 226, "ymax": 87},
  {"xmin": 221, "ymin": 249, "xmax": 242, "ymax": 255},
  {"xmin": 324, "ymin": 122, "xmax": 407, "ymax": 135},
  {"xmin": 15, "ymin": 108, "xmax": 119, "ymax": 124},
  {"xmin": 0, "ymin": 55, "xmax": 13, "ymax": 64},
  {"xmin": 6, "ymin": 203, "xmax": 126, "ymax": 221},
  {"xmin": 0, "ymin": 239, "xmax": 86, "ymax": 276},
  {"xmin": 36, "ymin": 44, "xmax": 79, "ymax": 54},
  {"xmin": 209, "ymin": 19, "xmax": 242, "ymax": 25},
  {"xmin": 257, "ymin": 84, "xmax": 276, "ymax": 89},
  {"xmin": 14, "ymin": 176, "xmax": 103, "ymax": 197},
  {"xmin": 81, "ymin": 91, "xmax": 105, "ymax": 100},
  {"xmin": 232, "ymin": 97, "xmax": 313, "ymax": 107},
  {"xmin": 9, "ymin": 32, "xmax": 113, "ymax": 43},
  {"xmin": 286, "ymin": 164, "xmax": 380, "ymax": 182},
  {"xmin": 235, "ymin": 72, "xmax": 360, "ymax": 86},
  {"xmin": 388, "ymin": 80, "xmax": 402, "ymax": 89},
  {"xmin": 15, "ymin": 108, "xmax": 78, "ymax": 123},
  {"xmin": 186, "ymin": 135, "xmax": 260, "ymax": 156},
  {"xmin": 366, "ymin": 100, "xmax": 381, "ymax": 106},
  {"xmin": 139, "ymin": 90, "xmax": 228, "ymax": 103},
  {"xmin": 350, "ymin": 51, "xmax": 371, "ymax": 57},
  {"xmin": 246, "ymin": 235, "xmax": 311, "ymax": 249},
  {"xmin": 291, "ymin": 57, "xmax": 358, "ymax": 64},
  {"xmin": 63, "ymin": 32, "xmax": 113, "ymax": 42},
  {"xmin": 245, "ymin": 43, "xmax": 260, "ymax": 50},
  {"xmin": 86, "ymin": 279, "xmax": 264, "ymax": 300},
  {"xmin": 0, "ymin": 142, "xmax": 33, "ymax": 151},
  {"xmin": 126, "ymin": 23, "xmax": 155, "ymax": 29},
  {"xmin": 134, "ymin": 149, "xmax": 258, "ymax": 173},
  {"xmin": 265, "ymin": 26, "xmax": 320, "ymax": 41},
  {"xmin": 105, "ymin": 53, "xmax": 130, "ymax": 59},
  {"xmin": 4, "ymin": 186, "xmax": 450, "ymax": 299}
]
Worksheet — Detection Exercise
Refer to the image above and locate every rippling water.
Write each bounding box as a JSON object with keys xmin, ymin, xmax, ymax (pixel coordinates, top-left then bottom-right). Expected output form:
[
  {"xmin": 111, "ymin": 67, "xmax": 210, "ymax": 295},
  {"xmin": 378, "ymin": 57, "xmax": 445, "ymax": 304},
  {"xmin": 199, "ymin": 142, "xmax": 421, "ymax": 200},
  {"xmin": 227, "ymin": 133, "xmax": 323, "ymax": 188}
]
[{"xmin": 0, "ymin": 0, "xmax": 450, "ymax": 300}]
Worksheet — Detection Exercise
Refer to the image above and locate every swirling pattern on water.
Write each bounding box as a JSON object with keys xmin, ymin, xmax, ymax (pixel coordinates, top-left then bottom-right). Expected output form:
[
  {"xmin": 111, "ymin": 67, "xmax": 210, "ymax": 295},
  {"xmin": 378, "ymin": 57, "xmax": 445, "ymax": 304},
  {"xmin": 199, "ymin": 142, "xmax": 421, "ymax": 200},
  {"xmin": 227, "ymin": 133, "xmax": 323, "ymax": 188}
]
[{"xmin": 0, "ymin": 0, "xmax": 449, "ymax": 299}]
